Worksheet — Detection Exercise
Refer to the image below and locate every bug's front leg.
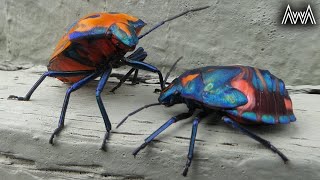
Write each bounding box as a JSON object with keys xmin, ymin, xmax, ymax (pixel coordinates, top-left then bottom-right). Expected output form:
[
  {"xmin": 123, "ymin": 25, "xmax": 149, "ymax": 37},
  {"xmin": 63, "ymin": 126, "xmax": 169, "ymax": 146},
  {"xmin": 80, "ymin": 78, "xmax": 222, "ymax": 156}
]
[
  {"xmin": 132, "ymin": 109, "xmax": 195, "ymax": 156},
  {"xmin": 110, "ymin": 47, "xmax": 147, "ymax": 93},
  {"xmin": 95, "ymin": 68, "xmax": 113, "ymax": 151}
]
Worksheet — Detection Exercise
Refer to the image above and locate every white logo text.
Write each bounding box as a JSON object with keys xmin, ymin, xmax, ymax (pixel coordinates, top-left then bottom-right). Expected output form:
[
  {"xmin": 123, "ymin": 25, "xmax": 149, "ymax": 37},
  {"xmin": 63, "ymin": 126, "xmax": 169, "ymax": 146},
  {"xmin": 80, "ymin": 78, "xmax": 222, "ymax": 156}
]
[{"xmin": 281, "ymin": 4, "xmax": 316, "ymax": 25}]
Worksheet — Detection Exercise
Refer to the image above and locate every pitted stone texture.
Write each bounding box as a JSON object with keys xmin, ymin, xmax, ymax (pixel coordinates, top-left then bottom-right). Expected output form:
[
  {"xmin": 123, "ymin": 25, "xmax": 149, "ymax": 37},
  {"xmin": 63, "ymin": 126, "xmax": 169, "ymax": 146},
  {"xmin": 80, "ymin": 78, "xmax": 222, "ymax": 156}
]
[{"xmin": 0, "ymin": 0, "xmax": 319, "ymax": 85}]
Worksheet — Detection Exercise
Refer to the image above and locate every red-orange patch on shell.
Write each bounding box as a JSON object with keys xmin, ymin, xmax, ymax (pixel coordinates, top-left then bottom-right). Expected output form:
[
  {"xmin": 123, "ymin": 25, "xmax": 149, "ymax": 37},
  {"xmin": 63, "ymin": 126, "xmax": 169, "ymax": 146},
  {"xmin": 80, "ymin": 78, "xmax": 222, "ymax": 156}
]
[
  {"xmin": 181, "ymin": 74, "xmax": 199, "ymax": 86},
  {"xmin": 231, "ymin": 79, "xmax": 255, "ymax": 112},
  {"xmin": 284, "ymin": 98, "xmax": 293, "ymax": 111}
]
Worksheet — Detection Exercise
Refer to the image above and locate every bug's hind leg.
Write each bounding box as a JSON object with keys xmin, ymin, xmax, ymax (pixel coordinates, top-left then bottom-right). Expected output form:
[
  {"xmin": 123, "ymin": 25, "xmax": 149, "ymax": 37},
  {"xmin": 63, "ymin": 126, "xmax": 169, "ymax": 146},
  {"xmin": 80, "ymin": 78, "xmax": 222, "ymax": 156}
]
[
  {"xmin": 95, "ymin": 68, "xmax": 112, "ymax": 151},
  {"xmin": 182, "ymin": 111, "xmax": 207, "ymax": 177},
  {"xmin": 8, "ymin": 70, "xmax": 94, "ymax": 101},
  {"xmin": 110, "ymin": 47, "xmax": 147, "ymax": 93},
  {"xmin": 222, "ymin": 116, "xmax": 289, "ymax": 162},
  {"xmin": 49, "ymin": 71, "xmax": 101, "ymax": 145},
  {"xmin": 132, "ymin": 109, "xmax": 195, "ymax": 156}
]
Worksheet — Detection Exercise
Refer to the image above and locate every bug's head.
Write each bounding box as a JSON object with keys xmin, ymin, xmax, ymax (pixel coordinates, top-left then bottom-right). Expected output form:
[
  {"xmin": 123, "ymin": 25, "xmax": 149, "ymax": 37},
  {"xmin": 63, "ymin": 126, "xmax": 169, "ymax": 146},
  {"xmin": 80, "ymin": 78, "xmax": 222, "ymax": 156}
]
[
  {"xmin": 158, "ymin": 78, "xmax": 182, "ymax": 106},
  {"xmin": 109, "ymin": 20, "xmax": 146, "ymax": 51},
  {"xmin": 156, "ymin": 56, "xmax": 184, "ymax": 106}
]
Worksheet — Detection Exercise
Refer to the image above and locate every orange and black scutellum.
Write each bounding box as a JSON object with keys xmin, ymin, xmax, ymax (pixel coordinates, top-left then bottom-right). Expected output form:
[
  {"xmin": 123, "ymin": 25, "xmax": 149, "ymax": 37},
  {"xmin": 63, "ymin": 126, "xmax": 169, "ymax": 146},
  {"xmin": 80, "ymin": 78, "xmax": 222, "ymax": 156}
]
[{"xmin": 8, "ymin": 6, "xmax": 210, "ymax": 150}]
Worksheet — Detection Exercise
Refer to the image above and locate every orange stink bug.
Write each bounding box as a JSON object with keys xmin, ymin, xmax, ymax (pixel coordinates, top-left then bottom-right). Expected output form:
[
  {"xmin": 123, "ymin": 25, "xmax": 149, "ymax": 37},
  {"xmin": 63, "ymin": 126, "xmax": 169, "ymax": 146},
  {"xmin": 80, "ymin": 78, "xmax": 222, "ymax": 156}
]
[{"xmin": 8, "ymin": 6, "xmax": 210, "ymax": 151}]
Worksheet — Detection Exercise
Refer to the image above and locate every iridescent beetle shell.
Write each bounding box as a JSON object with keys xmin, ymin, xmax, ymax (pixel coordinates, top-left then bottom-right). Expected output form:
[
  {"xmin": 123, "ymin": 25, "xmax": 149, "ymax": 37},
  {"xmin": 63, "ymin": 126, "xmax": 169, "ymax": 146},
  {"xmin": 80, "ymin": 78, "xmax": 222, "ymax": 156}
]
[
  {"xmin": 159, "ymin": 65, "xmax": 296, "ymax": 125},
  {"xmin": 48, "ymin": 12, "xmax": 146, "ymax": 83}
]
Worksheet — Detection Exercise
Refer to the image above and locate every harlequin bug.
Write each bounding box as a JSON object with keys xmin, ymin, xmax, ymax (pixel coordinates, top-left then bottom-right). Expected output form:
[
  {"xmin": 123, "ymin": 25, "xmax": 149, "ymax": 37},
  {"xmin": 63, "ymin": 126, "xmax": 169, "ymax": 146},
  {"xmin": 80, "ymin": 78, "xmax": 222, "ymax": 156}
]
[
  {"xmin": 8, "ymin": 6, "xmax": 210, "ymax": 151},
  {"xmin": 117, "ymin": 61, "xmax": 296, "ymax": 176}
]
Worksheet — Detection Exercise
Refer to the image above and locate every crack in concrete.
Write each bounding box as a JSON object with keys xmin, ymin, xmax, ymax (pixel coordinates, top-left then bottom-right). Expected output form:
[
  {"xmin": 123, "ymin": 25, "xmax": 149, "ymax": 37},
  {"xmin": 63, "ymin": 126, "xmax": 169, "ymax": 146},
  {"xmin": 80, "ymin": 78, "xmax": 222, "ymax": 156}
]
[
  {"xmin": 112, "ymin": 131, "xmax": 145, "ymax": 136},
  {"xmin": 132, "ymin": 119, "xmax": 153, "ymax": 124},
  {"xmin": 71, "ymin": 132, "xmax": 100, "ymax": 139},
  {"xmin": 291, "ymin": 143, "xmax": 320, "ymax": 149},
  {"xmin": 57, "ymin": 163, "xmax": 102, "ymax": 168},
  {"xmin": 174, "ymin": 136, "xmax": 206, "ymax": 142},
  {"xmin": 0, "ymin": 151, "xmax": 35, "ymax": 166},
  {"xmin": 220, "ymin": 142, "xmax": 239, "ymax": 146},
  {"xmin": 37, "ymin": 167, "xmax": 96, "ymax": 175}
]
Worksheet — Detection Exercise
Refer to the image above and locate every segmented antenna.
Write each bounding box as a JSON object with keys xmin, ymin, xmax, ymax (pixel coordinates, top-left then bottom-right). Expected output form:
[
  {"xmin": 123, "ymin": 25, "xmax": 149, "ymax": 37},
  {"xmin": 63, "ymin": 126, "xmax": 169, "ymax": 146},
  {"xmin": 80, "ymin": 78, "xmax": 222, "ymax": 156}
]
[
  {"xmin": 153, "ymin": 56, "xmax": 183, "ymax": 93},
  {"xmin": 138, "ymin": 6, "xmax": 210, "ymax": 39},
  {"xmin": 164, "ymin": 56, "xmax": 183, "ymax": 85},
  {"xmin": 116, "ymin": 102, "xmax": 162, "ymax": 128}
]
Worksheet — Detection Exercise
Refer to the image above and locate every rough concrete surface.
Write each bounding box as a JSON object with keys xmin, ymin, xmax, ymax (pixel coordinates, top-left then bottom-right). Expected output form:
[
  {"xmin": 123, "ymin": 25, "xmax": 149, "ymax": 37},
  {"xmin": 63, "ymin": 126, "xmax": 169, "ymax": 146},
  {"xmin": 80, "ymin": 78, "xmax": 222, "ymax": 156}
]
[
  {"xmin": 0, "ymin": 0, "xmax": 320, "ymax": 85},
  {"xmin": 0, "ymin": 67, "xmax": 319, "ymax": 180}
]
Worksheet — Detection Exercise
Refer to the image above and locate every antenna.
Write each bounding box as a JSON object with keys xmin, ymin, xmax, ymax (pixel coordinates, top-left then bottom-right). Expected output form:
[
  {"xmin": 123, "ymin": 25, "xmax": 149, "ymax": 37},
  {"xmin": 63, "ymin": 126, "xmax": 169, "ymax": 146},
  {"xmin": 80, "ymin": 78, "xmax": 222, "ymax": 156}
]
[
  {"xmin": 164, "ymin": 56, "xmax": 183, "ymax": 85},
  {"xmin": 138, "ymin": 6, "xmax": 210, "ymax": 39},
  {"xmin": 116, "ymin": 102, "xmax": 162, "ymax": 128}
]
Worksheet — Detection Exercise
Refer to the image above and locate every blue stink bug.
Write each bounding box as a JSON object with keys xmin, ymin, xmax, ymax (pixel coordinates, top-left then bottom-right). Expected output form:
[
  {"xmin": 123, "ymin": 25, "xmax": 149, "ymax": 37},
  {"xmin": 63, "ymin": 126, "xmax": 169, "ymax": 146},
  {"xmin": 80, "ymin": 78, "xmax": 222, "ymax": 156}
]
[
  {"xmin": 117, "ymin": 63, "xmax": 296, "ymax": 176},
  {"xmin": 7, "ymin": 7, "xmax": 210, "ymax": 151}
]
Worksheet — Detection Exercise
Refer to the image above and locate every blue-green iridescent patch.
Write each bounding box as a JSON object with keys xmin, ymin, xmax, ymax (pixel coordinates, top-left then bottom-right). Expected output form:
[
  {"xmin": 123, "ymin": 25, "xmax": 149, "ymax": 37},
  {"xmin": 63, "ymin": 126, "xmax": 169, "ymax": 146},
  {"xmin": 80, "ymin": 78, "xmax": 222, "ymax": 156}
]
[
  {"xmin": 180, "ymin": 74, "xmax": 204, "ymax": 102},
  {"xmin": 202, "ymin": 67, "xmax": 241, "ymax": 87},
  {"xmin": 202, "ymin": 86, "xmax": 247, "ymax": 108},
  {"xmin": 69, "ymin": 27, "xmax": 107, "ymax": 41},
  {"xmin": 253, "ymin": 70, "xmax": 265, "ymax": 91},
  {"xmin": 272, "ymin": 77, "xmax": 277, "ymax": 92},
  {"xmin": 261, "ymin": 114, "xmax": 276, "ymax": 124},
  {"xmin": 279, "ymin": 80, "xmax": 286, "ymax": 96},
  {"xmin": 279, "ymin": 115, "xmax": 290, "ymax": 124},
  {"xmin": 261, "ymin": 70, "xmax": 273, "ymax": 92},
  {"xmin": 109, "ymin": 24, "xmax": 138, "ymax": 47},
  {"xmin": 129, "ymin": 19, "xmax": 146, "ymax": 30},
  {"xmin": 289, "ymin": 114, "xmax": 296, "ymax": 122},
  {"xmin": 242, "ymin": 112, "xmax": 257, "ymax": 122}
]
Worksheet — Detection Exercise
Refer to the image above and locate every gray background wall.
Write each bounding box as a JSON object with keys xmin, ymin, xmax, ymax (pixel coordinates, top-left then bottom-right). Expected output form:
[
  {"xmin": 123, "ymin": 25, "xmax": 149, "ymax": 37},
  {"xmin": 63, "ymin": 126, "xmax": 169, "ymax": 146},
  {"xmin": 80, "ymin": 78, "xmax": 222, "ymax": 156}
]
[{"xmin": 0, "ymin": 0, "xmax": 319, "ymax": 85}]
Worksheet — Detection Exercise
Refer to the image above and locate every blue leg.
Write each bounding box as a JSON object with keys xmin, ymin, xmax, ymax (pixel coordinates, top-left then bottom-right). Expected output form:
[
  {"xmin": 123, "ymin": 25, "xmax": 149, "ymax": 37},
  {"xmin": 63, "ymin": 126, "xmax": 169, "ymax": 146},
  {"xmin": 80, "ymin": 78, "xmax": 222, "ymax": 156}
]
[
  {"xmin": 182, "ymin": 112, "xmax": 206, "ymax": 176},
  {"xmin": 110, "ymin": 47, "xmax": 147, "ymax": 93},
  {"xmin": 131, "ymin": 69, "xmax": 139, "ymax": 85},
  {"xmin": 123, "ymin": 58, "xmax": 164, "ymax": 90},
  {"xmin": 110, "ymin": 68, "xmax": 136, "ymax": 93},
  {"xmin": 132, "ymin": 110, "xmax": 194, "ymax": 156},
  {"xmin": 95, "ymin": 68, "xmax": 112, "ymax": 151},
  {"xmin": 222, "ymin": 116, "xmax": 289, "ymax": 162},
  {"xmin": 8, "ymin": 70, "xmax": 94, "ymax": 101},
  {"xmin": 49, "ymin": 71, "xmax": 101, "ymax": 144}
]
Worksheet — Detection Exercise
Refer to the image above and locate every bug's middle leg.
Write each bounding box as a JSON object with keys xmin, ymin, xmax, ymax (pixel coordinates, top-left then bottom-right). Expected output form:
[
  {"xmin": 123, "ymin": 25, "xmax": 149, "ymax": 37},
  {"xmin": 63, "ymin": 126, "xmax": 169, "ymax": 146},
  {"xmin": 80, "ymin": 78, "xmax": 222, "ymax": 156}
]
[
  {"xmin": 110, "ymin": 47, "xmax": 147, "ymax": 93},
  {"xmin": 49, "ymin": 71, "xmax": 101, "ymax": 145},
  {"xmin": 95, "ymin": 68, "xmax": 113, "ymax": 151},
  {"xmin": 123, "ymin": 57, "xmax": 165, "ymax": 90},
  {"xmin": 132, "ymin": 109, "xmax": 195, "ymax": 156},
  {"xmin": 222, "ymin": 116, "xmax": 289, "ymax": 162},
  {"xmin": 127, "ymin": 47, "xmax": 146, "ymax": 85}
]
